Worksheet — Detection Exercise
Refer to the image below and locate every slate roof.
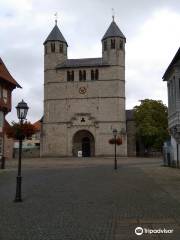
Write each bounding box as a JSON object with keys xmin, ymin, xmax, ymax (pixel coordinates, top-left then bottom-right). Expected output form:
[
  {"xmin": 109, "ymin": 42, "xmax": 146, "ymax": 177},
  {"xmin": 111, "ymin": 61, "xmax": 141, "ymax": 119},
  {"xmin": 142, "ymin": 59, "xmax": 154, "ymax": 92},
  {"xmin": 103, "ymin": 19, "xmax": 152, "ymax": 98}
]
[
  {"xmin": 0, "ymin": 58, "xmax": 21, "ymax": 88},
  {"xmin": 102, "ymin": 21, "xmax": 126, "ymax": 41},
  {"xmin": 44, "ymin": 24, "xmax": 67, "ymax": 45},
  {"xmin": 163, "ymin": 47, "xmax": 180, "ymax": 80},
  {"xmin": 56, "ymin": 58, "xmax": 110, "ymax": 69}
]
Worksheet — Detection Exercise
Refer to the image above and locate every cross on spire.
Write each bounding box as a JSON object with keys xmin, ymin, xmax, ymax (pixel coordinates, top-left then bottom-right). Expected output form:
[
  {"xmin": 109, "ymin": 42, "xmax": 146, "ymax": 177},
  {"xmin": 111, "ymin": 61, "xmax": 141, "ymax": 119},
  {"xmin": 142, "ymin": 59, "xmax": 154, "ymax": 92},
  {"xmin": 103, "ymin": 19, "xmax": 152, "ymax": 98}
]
[
  {"xmin": 54, "ymin": 12, "xmax": 58, "ymax": 25},
  {"xmin": 112, "ymin": 8, "xmax": 115, "ymax": 22}
]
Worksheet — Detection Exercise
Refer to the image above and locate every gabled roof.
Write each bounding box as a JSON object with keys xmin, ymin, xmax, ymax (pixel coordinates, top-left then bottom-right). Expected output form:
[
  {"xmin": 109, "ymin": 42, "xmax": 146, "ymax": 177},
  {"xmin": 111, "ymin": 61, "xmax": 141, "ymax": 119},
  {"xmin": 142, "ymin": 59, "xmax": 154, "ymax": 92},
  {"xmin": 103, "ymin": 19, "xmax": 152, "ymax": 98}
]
[
  {"xmin": 102, "ymin": 20, "xmax": 126, "ymax": 41},
  {"xmin": 163, "ymin": 47, "xmax": 180, "ymax": 81},
  {"xmin": 56, "ymin": 58, "xmax": 110, "ymax": 69},
  {"xmin": 0, "ymin": 58, "xmax": 21, "ymax": 88},
  {"xmin": 44, "ymin": 24, "xmax": 68, "ymax": 45}
]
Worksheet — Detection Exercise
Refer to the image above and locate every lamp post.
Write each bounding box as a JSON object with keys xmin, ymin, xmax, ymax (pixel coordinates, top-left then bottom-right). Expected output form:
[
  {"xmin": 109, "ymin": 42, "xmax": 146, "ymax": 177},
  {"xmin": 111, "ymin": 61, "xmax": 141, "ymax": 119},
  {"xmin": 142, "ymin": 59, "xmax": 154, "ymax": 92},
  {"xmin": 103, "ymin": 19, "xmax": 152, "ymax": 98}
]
[
  {"xmin": 14, "ymin": 100, "xmax": 29, "ymax": 202},
  {"xmin": 113, "ymin": 129, "xmax": 118, "ymax": 170}
]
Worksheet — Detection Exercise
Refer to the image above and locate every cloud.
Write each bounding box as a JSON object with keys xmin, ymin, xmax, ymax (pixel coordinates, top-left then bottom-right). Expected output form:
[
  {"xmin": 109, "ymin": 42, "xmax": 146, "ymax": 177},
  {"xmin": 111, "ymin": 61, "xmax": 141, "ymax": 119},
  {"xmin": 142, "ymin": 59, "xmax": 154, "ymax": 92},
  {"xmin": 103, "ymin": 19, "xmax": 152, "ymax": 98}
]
[
  {"xmin": 1, "ymin": 1, "xmax": 179, "ymax": 123},
  {"xmin": 126, "ymin": 8, "xmax": 180, "ymax": 109}
]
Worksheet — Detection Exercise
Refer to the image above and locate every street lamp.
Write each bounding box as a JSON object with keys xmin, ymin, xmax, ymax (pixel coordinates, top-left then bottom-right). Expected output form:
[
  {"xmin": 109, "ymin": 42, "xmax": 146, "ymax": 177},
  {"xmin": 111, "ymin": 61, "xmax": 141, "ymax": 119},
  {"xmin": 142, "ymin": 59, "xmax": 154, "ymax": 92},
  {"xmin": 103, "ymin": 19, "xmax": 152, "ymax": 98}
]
[
  {"xmin": 14, "ymin": 100, "xmax": 29, "ymax": 202},
  {"xmin": 113, "ymin": 128, "xmax": 118, "ymax": 170}
]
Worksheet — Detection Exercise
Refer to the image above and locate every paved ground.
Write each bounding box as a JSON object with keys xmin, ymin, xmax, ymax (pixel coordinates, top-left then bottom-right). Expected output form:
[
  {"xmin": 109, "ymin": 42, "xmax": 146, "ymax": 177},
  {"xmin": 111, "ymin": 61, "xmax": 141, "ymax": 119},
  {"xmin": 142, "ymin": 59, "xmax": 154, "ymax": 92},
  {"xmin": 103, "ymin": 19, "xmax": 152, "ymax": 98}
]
[{"xmin": 0, "ymin": 157, "xmax": 180, "ymax": 240}]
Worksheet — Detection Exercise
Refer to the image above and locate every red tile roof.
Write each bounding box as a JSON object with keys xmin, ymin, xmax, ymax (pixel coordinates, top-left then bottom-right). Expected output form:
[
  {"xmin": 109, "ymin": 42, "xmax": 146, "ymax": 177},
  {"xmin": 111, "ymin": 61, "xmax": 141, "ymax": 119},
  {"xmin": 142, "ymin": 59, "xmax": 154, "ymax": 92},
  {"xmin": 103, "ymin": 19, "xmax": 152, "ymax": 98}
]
[
  {"xmin": 33, "ymin": 120, "xmax": 41, "ymax": 131},
  {"xmin": 0, "ymin": 58, "xmax": 21, "ymax": 88}
]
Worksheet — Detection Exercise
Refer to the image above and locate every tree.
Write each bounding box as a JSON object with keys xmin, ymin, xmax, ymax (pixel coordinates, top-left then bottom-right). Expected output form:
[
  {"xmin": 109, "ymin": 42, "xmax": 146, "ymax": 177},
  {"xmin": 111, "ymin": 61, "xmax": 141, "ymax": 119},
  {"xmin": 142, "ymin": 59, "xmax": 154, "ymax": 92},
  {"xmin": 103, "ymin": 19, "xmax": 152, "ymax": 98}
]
[
  {"xmin": 134, "ymin": 99, "xmax": 169, "ymax": 151},
  {"xmin": 5, "ymin": 121, "xmax": 36, "ymax": 140}
]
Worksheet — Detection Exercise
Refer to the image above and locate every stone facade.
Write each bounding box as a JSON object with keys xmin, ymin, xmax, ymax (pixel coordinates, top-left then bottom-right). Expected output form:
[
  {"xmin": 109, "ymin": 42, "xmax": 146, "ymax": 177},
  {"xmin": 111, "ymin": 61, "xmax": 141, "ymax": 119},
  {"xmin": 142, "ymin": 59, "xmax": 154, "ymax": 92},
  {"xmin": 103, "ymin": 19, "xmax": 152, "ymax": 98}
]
[
  {"xmin": 163, "ymin": 48, "xmax": 180, "ymax": 166},
  {"xmin": 41, "ymin": 20, "xmax": 127, "ymax": 157}
]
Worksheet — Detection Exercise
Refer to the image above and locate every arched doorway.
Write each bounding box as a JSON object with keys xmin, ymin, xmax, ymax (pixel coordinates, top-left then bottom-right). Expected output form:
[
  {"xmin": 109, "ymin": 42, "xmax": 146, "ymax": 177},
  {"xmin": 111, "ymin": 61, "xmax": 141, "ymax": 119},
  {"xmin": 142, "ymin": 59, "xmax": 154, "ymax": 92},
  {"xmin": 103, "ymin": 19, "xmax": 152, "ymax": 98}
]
[{"xmin": 73, "ymin": 130, "xmax": 95, "ymax": 157}]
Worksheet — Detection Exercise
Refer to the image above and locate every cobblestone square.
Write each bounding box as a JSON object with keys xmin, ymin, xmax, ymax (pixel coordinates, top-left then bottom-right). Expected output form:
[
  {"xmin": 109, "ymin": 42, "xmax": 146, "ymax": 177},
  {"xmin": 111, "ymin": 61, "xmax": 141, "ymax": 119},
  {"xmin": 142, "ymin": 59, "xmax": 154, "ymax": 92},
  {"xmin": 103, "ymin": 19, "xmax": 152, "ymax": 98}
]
[{"xmin": 0, "ymin": 157, "xmax": 180, "ymax": 239}]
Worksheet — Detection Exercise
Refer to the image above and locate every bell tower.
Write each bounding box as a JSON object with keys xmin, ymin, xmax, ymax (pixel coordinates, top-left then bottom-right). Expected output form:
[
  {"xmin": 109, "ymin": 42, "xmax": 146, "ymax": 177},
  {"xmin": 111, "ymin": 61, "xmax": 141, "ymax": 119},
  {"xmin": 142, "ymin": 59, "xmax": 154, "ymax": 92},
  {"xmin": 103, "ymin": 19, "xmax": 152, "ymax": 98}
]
[
  {"xmin": 43, "ymin": 21, "xmax": 68, "ymax": 71},
  {"xmin": 102, "ymin": 18, "xmax": 126, "ymax": 66}
]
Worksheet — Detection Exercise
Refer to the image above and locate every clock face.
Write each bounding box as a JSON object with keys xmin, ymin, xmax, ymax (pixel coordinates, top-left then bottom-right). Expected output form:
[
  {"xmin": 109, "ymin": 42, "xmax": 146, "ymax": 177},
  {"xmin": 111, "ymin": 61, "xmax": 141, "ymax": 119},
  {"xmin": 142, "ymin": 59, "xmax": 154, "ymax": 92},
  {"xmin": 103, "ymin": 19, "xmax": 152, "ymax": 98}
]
[{"xmin": 79, "ymin": 87, "xmax": 87, "ymax": 94}]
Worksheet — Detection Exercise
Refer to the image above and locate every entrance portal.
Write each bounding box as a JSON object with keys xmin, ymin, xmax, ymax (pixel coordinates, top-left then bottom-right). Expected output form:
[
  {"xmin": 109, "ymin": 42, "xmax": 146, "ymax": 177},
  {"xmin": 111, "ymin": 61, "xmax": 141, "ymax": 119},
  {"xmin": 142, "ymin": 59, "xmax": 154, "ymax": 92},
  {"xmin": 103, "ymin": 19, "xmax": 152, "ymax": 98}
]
[{"xmin": 73, "ymin": 130, "xmax": 95, "ymax": 157}]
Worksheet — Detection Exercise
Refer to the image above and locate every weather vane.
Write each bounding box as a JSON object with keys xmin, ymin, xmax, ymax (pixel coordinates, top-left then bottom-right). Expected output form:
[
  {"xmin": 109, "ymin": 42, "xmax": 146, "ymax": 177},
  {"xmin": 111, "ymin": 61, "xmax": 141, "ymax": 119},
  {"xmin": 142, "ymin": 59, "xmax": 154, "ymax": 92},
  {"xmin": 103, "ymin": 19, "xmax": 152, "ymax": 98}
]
[
  {"xmin": 54, "ymin": 12, "xmax": 58, "ymax": 25},
  {"xmin": 112, "ymin": 8, "xmax": 115, "ymax": 21}
]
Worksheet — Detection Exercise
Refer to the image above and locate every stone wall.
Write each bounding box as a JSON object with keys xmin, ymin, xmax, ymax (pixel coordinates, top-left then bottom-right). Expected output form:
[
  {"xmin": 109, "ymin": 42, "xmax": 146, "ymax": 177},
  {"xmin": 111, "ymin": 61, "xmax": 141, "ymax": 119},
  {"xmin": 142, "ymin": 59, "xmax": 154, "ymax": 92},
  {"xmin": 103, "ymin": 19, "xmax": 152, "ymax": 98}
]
[
  {"xmin": 4, "ymin": 134, "xmax": 13, "ymax": 160},
  {"xmin": 14, "ymin": 147, "xmax": 40, "ymax": 159},
  {"xmin": 126, "ymin": 120, "xmax": 136, "ymax": 156}
]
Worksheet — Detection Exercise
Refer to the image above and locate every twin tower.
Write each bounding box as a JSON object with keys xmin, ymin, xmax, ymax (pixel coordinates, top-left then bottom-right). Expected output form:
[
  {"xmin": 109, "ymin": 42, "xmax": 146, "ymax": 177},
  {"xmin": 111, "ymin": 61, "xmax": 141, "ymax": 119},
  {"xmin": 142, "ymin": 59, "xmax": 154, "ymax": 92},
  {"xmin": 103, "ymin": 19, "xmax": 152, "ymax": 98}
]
[{"xmin": 41, "ymin": 19, "xmax": 127, "ymax": 157}]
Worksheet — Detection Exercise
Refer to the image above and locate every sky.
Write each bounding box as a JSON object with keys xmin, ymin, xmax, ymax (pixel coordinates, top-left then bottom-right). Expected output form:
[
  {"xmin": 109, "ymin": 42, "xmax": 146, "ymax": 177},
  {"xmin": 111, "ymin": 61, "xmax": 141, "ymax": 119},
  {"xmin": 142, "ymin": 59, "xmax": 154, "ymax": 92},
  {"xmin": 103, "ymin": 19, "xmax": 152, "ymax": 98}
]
[{"xmin": 1, "ymin": 0, "xmax": 180, "ymax": 123}]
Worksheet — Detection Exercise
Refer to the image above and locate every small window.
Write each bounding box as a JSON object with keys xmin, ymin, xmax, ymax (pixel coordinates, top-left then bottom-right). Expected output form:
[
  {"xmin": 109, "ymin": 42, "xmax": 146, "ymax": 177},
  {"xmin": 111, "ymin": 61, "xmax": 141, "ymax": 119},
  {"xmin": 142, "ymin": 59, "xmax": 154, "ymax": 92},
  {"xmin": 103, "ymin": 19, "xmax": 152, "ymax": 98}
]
[
  {"xmin": 91, "ymin": 70, "xmax": 95, "ymax": 80},
  {"xmin": 119, "ymin": 40, "xmax": 123, "ymax": 50},
  {"xmin": 51, "ymin": 43, "xmax": 55, "ymax": 52},
  {"xmin": 59, "ymin": 44, "xmax": 63, "ymax": 53},
  {"xmin": 111, "ymin": 39, "xmax": 115, "ymax": 49},
  {"xmin": 95, "ymin": 69, "xmax": 99, "ymax": 80},
  {"xmin": 104, "ymin": 41, "xmax": 107, "ymax": 51}
]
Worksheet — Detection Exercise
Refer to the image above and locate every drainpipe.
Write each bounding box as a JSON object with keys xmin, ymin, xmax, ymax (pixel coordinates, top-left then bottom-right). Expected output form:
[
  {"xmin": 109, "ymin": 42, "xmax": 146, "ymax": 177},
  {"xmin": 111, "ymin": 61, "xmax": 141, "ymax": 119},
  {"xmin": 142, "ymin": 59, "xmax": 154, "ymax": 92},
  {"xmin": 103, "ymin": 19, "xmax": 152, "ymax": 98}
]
[{"xmin": 177, "ymin": 143, "xmax": 179, "ymax": 168}]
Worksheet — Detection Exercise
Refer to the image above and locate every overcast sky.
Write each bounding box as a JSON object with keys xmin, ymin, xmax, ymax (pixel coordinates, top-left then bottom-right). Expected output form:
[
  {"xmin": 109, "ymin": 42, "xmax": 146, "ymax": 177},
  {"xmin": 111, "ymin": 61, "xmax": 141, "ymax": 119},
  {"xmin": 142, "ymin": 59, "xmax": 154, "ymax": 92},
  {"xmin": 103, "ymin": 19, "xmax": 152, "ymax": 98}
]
[{"xmin": 1, "ymin": 0, "xmax": 180, "ymax": 123}]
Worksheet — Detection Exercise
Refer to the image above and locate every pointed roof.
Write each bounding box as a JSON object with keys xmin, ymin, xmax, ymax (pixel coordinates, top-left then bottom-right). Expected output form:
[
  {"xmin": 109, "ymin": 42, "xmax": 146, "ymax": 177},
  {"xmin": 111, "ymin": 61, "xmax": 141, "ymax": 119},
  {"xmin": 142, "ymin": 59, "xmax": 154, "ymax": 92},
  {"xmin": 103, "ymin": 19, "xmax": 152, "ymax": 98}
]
[
  {"xmin": 44, "ymin": 24, "xmax": 68, "ymax": 45},
  {"xmin": 102, "ymin": 20, "xmax": 126, "ymax": 41},
  {"xmin": 163, "ymin": 47, "xmax": 180, "ymax": 80},
  {"xmin": 0, "ymin": 58, "xmax": 21, "ymax": 88}
]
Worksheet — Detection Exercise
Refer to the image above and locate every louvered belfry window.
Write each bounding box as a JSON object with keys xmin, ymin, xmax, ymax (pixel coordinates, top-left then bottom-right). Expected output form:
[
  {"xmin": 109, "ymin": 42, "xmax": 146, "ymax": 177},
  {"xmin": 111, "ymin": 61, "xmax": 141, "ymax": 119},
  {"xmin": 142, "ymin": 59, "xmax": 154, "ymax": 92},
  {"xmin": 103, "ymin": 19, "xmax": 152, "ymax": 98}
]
[
  {"xmin": 59, "ymin": 44, "xmax": 63, "ymax": 53},
  {"xmin": 91, "ymin": 70, "xmax": 95, "ymax": 80},
  {"xmin": 79, "ymin": 70, "xmax": 83, "ymax": 81},
  {"xmin": 83, "ymin": 71, "xmax": 86, "ymax": 81},
  {"xmin": 111, "ymin": 39, "xmax": 115, "ymax": 49},
  {"xmin": 67, "ymin": 71, "xmax": 74, "ymax": 81},
  {"xmin": 67, "ymin": 71, "xmax": 71, "ymax": 81},
  {"xmin": 95, "ymin": 69, "xmax": 99, "ymax": 80},
  {"xmin": 51, "ymin": 43, "xmax": 55, "ymax": 52}
]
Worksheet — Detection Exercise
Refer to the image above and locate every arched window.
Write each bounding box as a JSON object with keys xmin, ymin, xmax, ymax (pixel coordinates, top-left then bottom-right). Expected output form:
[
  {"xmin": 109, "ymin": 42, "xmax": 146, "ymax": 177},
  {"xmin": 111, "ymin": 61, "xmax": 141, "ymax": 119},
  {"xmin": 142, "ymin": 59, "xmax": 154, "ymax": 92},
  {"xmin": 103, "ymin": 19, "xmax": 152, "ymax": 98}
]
[
  {"xmin": 71, "ymin": 71, "xmax": 74, "ymax": 81},
  {"xmin": 79, "ymin": 70, "xmax": 83, "ymax": 81},
  {"xmin": 95, "ymin": 69, "xmax": 99, "ymax": 80},
  {"xmin": 83, "ymin": 70, "xmax": 86, "ymax": 81},
  {"xmin": 67, "ymin": 71, "xmax": 71, "ymax": 81},
  {"xmin": 111, "ymin": 39, "xmax": 115, "ymax": 49},
  {"xmin": 104, "ymin": 41, "xmax": 107, "ymax": 51},
  {"xmin": 51, "ymin": 43, "xmax": 55, "ymax": 52},
  {"xmin": 91, "ymin": 70, "xmax": 95, "ymax": 80},
  {"xmin": 59, "ymin": 44, "xmax": 63, "ymax": 53}
]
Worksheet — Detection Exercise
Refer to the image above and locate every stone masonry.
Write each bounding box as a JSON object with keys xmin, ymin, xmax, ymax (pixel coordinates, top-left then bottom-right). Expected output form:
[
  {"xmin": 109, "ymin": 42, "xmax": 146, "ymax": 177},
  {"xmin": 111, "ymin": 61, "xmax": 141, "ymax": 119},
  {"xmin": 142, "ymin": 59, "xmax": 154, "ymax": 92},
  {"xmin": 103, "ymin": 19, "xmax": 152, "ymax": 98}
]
[{"xmin": 41, "ymin": 19, "xmax": 127, "ymax": 157}]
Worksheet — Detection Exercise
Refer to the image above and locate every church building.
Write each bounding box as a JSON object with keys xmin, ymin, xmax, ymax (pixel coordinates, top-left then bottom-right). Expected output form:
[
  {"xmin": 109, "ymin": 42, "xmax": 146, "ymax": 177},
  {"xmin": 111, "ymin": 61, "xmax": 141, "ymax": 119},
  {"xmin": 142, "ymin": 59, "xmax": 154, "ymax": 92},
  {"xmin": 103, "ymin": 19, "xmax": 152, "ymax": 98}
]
[{"xmin": 41, "ymin": 18, "xmax": 128, "ymax": 157}]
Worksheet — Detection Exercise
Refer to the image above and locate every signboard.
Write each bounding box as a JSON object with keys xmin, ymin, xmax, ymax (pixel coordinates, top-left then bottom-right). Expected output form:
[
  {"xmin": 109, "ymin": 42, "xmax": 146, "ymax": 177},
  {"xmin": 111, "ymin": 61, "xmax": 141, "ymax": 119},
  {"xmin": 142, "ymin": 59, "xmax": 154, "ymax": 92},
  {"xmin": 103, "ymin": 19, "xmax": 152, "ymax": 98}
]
[{"xmin": 78, "ymin": 151, "xmax": 82, "ymax": 157}]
